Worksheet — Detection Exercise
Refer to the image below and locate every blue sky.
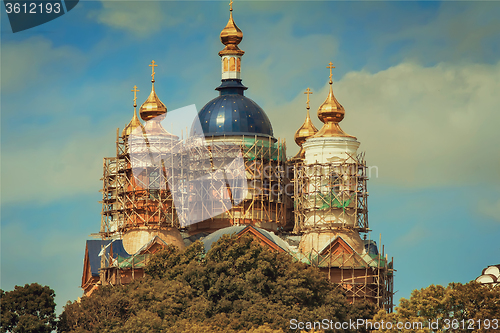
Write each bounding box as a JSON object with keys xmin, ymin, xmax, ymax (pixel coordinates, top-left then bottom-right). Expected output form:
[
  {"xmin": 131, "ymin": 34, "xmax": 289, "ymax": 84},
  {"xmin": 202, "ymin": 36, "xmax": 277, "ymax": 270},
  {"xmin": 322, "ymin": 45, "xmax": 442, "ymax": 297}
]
[{"xmin": 1, "ymin": 1, "xmax": 500, "ymax": 314}]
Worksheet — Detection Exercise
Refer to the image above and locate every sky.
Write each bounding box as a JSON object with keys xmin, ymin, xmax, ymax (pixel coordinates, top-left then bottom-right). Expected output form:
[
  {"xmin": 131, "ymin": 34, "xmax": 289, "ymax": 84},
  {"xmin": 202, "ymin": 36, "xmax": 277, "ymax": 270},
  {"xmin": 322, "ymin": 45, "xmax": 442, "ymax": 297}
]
[{"xmin": 1, "ymin": 0, "xmax": 500, "ymax": 315}]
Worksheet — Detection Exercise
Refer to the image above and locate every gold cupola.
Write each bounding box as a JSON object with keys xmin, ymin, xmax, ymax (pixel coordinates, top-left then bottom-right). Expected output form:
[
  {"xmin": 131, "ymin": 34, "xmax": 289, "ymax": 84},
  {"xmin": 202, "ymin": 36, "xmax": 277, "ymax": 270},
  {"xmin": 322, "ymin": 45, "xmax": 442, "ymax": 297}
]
[
  {"xmin": 139, "ymin": 61, "xmax": 177, "ymax": 138},
  {"xmin": 314, "ymin": 62, "xmax": 356, "ymax": 139},
  {"xmin": 140, "ymin": 60, "xmax": 167, "ymax": 121},
  {"xmin": 219, "ymin": 0, "xmax": 244, "ymax": 57},
  {"xmin": 293, "ymin": 88, "xmax": 318, "ymax": 160},
  {"xmin": 122, "ymin": 85, "xmax": 144, "ymax": 138}
]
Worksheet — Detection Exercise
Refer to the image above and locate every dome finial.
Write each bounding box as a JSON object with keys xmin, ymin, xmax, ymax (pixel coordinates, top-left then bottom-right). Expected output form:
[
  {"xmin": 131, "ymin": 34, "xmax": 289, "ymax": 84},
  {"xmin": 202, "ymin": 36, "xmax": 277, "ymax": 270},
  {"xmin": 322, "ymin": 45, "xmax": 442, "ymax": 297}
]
[
  {"xmin": 327, "ymin": 62, "xmax": 335, "ymax": 84},
  {"xmin": 132, "ymin": 85, "xmax": 139, "ymax": 107},
  {"xmin": 313, "ymin": 62, "xmax": 356, "ymax": 139},
  {"xmin": 304, "ymin": 87, "xmax": 313, "ymax": 111},
  {"xmin": 219, "ymin": 0, "xmax": 244, "ymax": 57},
  {"xmin": 122, "ymin": 85, "xmax": 144, "ymax": 138},
  {"xmin": 149, "ymin": 60, "xmax": 157, "ymax": 83}
]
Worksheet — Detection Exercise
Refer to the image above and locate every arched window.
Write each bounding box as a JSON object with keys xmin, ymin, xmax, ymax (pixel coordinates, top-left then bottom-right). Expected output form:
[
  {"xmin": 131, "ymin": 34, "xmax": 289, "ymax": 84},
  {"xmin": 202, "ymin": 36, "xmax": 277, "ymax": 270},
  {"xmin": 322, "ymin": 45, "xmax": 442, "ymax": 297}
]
[
  {"xmin": 236, "ymin": 58, "xmax": 241, "ymax": 72},
  {"xmin": 223, "ymin": 58, "xmax": 229, "ymax": 72},
  {"xmin": 229, "ymin": 57, "xmax": 236, "ymax": 71}
]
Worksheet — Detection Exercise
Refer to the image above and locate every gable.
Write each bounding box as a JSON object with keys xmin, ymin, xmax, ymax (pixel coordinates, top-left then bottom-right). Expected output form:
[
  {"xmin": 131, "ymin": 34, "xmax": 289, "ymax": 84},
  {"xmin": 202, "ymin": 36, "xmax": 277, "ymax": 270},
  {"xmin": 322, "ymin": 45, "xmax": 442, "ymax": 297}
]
[
  {"xmin": 137, "ymin": 236, "xmax": 168, "ymax": 255},
  {"xmin": 319, "ymin": 237, "xmax": 354, "ymax": 256},
  {"xmin": 200, "ymin": 225, "xmax": 290, "ymax": 253},
  {"xmin": 237, "ymin": 226, "xmax": 283, "ymax": 252},
  {"xmin": 312, "ymin": 236, "xmax": 369, "ymax": 268}
]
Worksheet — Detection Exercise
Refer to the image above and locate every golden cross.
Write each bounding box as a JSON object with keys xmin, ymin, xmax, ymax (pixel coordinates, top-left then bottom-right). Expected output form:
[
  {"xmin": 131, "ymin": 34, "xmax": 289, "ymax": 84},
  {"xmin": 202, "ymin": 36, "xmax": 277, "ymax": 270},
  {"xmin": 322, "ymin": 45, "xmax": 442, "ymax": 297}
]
[
  {"xmin": 131, "ymin": 85, "xmax": 139, "ymax": 106},
  {"xmin": 327, "ymin": 62, "xmax": 335, "ymax": 82},
  {"xmin": 304, "ymin": 88, "xmax": 313, "ymax": 109},
  {"xmin": 229, "ymin": 0, "xmax": 233, "ymax": 11},
  {"xmin": 149, "ymin": 60, "xmax": 157, "ymax": 81}
]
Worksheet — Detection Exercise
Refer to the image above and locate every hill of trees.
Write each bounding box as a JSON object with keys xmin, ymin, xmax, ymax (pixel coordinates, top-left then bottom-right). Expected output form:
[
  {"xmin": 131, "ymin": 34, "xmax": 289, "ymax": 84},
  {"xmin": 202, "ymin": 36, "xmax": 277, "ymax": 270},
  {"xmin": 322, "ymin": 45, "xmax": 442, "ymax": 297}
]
[
  {"xmin": 2, "ymin": 234, "xmax": 498, "ymax": 333},
  {"xmin": 57, "ymin": 234, "xmax": 375, "ymax": 333}
]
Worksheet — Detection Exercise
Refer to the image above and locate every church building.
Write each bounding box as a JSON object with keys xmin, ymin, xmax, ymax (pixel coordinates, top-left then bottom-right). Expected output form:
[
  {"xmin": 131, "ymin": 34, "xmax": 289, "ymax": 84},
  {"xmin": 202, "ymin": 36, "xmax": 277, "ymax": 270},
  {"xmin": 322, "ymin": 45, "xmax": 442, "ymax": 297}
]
[{"xmin": 81, "ymin": 2, "xmax": 394, "ymax": 312}]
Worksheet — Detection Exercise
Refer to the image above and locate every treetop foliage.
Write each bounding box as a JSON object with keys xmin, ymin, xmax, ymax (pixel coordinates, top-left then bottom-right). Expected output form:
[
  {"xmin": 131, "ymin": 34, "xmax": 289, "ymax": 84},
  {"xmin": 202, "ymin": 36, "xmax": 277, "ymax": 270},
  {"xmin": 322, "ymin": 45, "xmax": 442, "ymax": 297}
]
[
  {"xmin": 58, "ymin": 234, "xmax": 376, "ymax": 333},
  {"xmin": 0, "ymin": 283, "xmax": 57, "ymax": 333},
  {"xmin": 373, "ymin": 281, "xmax": 500, "ymax": 332}
]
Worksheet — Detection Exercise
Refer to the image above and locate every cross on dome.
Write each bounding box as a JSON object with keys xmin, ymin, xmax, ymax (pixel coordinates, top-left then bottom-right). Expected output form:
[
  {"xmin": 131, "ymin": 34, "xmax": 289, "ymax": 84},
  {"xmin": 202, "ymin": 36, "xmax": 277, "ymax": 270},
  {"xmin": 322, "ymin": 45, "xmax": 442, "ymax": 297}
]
[
  {"xmin": 131, "ymin": 85, "xmax": 140, "ymax": 107},
  {"xmin": 304, "ymin": 88, "xmax": 313, "ymax": 110},
  {"xmin": 327, "ymin": 62, "xmax": 335, "ymax": 84},
  {"xmin": 149, "ymin": 60, "xmax": 157, "ymax": 82}
]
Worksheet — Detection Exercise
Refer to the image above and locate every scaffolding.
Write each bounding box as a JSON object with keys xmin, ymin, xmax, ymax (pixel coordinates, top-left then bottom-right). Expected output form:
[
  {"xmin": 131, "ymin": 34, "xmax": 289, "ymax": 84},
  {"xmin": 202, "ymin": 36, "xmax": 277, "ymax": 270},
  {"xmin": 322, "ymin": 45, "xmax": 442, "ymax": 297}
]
[
  {"xmin": 100, "ymin": 130, "xmax": 292, "ymax": 238},
  {"xmin": 100, "ymin": 129, "xmax": 180, "ymax": 238},
  {"xmin": 302, "ymin": 245, "xmax": 395, "ymax": 311},
  {"xmin": 99, "ymin": 126, "xmax": 392, "ymax": 310},
  {"xmin": 183, "ymin": 135, "xmax": 290, "ymax": 233},
  {"xmin": 292, "ymin": 153, "xmax": 394, "ymax": 311},
  {"xmin": 293, "ymin": 153, "xmax": 368, "ymax": 233}
]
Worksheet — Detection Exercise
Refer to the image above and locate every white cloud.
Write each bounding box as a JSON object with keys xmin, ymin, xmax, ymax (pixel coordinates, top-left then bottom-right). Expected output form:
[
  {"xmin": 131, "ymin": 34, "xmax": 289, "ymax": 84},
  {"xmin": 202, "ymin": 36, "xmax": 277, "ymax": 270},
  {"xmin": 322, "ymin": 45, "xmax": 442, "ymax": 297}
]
[
  {"xmin": 374, "ymin": 2, "xmax": 500, "ymax": 64},
  {"xmin": 87, "ymin": 1, "xmax": 180, "ymax": 37},
  {"xmin": 266, "ymin": 61, "xmax": 500, "ymax": 188}
]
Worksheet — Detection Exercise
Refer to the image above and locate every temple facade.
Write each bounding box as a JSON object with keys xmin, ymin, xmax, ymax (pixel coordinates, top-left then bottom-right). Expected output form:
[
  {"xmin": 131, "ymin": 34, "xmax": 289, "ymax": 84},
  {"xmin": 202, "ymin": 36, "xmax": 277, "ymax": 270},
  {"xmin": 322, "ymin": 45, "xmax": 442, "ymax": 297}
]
[{"xmin": 81, "ymin": 2, "xmax": 394, "ymax": 312}]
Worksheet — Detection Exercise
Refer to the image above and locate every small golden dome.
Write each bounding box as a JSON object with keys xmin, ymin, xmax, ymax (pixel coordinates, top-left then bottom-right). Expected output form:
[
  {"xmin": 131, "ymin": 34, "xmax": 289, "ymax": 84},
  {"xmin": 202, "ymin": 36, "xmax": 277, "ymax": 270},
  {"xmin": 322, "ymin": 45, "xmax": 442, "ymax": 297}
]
[
  {"xmin": 139, "ymin": 84, "xmax": 167, "ymax": 121},
  {"xmin": 138, "ymin": 61, "xmax": 178, "ymax": 139},
  {"xmin": 122, "ymin": 108, "xmax": 144, "ymax": 137},
  {"xmin": 123, "ymin": 86, "xmax": 145, "ymax": 138},
  {"xmin": 294, "ymin": 88, "xmax": 318, "ymax": 146},
  {"xmin": 294, "ymin": 113, "xmax": 318, "ymax": 146},
  {"xmin": 317, "ymin": 82, "xmax": 345, "ymax": 124},
  {"xmin": 140, "ymin": 60, "xmax": 167, "ymax": 121},
  {"xmin": 219, "ymin": 1, "xmax": 244, "ymax": 56},
  {"xmin": 313, "ymin": 62, "xmax": 356, "ymax": 139},
  {"xmin": 293, "ymin": 88, "xmax": 318, "ymax": 160}
]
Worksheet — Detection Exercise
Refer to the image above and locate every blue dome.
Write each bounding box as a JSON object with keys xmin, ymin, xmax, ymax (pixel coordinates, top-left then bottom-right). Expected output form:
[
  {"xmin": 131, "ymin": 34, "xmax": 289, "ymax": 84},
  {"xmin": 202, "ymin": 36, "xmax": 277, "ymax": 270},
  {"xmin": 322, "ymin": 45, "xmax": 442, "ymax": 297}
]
[{"xmin": 193, "ymin": 79, "xmax": 274, "ymax": 138}]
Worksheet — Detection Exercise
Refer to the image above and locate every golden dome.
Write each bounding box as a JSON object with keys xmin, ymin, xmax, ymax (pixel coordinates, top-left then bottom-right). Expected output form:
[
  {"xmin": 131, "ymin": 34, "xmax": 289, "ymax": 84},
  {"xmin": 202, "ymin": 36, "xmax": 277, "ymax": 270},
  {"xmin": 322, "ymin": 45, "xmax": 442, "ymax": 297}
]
[
  {"xmin": 122, "ymin": 109, "xmax": 143, "ymax": 137},
  {"xmin": 295, "ymin": 88, "xmax": 318, "ymax": 145},
  {"xmin": 122, "ymin": 86, "xmax": 144, "ymax": 137},
  {"xmin": 139, "ymin": 61, "xmax": 178, "ymax": 139},
  {"xmin": 140, "ymin": 85, "xmax": 167, "ymax": 121},
  {"xmin": 317, "ymin": 81, "xmax": 344, "ymax": 124},
  {"xmin": 294, "ymin": 112, "xmax": 317, "ymax": 146},
  {"xmin": 314, "ymin": 62, "xmax": 356, "ymax": 139},
  {"xmin": 140, "ymin": 60, "xmax": 167, "ymax": 121},
  {"xmin": 219, "ymin": 1, "xmax": 244, "ymax": 56},
  {"xmin": 293, "ymin": 88, "xmax": 318, "ymax": 160}
]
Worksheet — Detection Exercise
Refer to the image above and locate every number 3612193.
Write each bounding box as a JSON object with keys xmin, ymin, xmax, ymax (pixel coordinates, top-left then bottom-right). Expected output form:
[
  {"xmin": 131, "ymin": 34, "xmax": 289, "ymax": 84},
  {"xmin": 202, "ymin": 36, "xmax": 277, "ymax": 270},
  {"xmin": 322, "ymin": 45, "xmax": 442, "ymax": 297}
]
[{"xmin": 5, "ymin": 2, "xmax": 61, "ymax": 14}]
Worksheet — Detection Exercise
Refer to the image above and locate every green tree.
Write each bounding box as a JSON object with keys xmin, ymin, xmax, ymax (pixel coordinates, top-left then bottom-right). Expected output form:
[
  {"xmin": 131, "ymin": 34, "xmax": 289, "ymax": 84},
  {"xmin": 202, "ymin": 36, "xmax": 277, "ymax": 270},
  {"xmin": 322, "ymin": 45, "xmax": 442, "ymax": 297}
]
[
  {"xmin": 0, "ymin": 283, "xmax": 56, "ymax": 333},
  {"xmin": 59, "ymin": 235, "xmax": 376, "ymax": 333},
  {"xmin": 372, "ymin": 282, "xmax": 500, "ymax": 332}
]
